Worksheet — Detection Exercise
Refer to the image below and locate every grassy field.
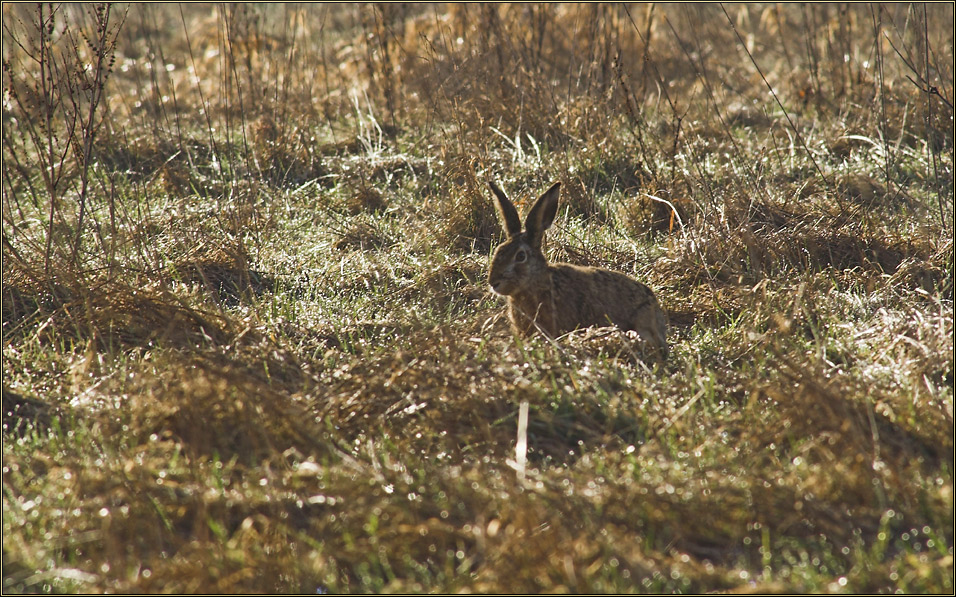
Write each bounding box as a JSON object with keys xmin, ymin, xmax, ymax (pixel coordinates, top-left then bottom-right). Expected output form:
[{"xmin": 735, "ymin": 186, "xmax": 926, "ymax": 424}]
[{"xmin": 2, "ymin": 3, "xmax": 953, "ymax": 593}]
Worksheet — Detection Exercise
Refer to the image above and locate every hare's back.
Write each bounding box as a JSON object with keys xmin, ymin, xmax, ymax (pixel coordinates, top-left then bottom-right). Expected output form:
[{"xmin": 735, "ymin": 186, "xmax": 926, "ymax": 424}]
[{"xmin": 550, "ymin": 263, "xmax": 661, "ymax": 329}]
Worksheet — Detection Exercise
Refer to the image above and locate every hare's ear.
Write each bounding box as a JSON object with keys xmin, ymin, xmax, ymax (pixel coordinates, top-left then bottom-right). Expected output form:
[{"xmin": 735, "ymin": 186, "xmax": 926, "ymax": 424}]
[
  {"xmin": 525, "ymin": 182, "xmax": 560, "ymax": 248},
  {"xmin": 489, "ymin": 181, "xmax": 521, "ymax": 237}
]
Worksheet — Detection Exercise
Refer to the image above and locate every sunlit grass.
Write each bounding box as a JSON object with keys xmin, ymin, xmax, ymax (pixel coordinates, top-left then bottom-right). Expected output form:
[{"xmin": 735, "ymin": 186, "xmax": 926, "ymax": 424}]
[{"xmin": 3, "ymin": 2, "xmax": 953, "ymax": 593}]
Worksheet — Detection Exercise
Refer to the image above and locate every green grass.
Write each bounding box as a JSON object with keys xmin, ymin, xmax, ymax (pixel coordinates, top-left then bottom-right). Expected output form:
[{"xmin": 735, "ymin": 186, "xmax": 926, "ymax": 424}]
[{"xmin": 3, "ymin": 3, "xmax": 954, "ymax": 593}]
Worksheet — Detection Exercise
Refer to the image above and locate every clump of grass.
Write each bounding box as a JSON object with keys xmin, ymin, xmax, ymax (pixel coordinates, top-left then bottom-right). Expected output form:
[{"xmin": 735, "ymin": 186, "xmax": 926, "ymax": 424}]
[
  {"xmin": 433, "ymin": 159, "xmax": 502, "ymax": 254},
  {"xmin": 2, "ymin": 256, "xmax": 229, "ymax": 351},
  {"xmin": 251, "ymin": 115, "xmax": 325, "ymax": 187},
  {"xmin": 169, "ymin": 242, "xmax": 275, "ymax": 305}
]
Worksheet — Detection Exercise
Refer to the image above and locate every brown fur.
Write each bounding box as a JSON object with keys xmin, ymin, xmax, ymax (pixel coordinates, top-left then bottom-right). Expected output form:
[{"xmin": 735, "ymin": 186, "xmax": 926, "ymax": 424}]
[{"xmin": 488, "ymin": 181, "xmax": 668, "ymax": 358}]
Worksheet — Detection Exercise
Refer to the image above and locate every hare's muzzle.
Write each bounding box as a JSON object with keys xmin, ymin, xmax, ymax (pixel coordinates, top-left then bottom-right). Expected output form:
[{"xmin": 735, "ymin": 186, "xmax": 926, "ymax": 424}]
[{"xmin": 488, "ymin": 274, "xmax": 507, "ymax": 296}]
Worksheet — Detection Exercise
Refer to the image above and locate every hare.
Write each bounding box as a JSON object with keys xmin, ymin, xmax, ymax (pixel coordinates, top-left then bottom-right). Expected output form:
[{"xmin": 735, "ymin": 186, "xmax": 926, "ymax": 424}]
[{"xmin": 487, "ymin": 180, "xmax": 668, "ymax": 358}]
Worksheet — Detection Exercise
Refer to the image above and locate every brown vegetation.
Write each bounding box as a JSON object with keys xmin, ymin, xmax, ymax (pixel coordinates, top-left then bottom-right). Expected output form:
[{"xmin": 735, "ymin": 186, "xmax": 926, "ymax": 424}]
[{"xmin": 2, "ymin": 3, "xmax": 952, "ymax": 593}]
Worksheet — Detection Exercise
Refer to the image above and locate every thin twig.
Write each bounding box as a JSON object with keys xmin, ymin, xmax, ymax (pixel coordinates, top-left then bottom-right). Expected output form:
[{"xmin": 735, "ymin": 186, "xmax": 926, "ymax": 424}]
[
  {"xmin": 920, "ymin": 3, "xmax": 946, "ymax": 232},
  {"xmin": 719, "ymin": 3, "xmax": 833, "ymax": 192}
]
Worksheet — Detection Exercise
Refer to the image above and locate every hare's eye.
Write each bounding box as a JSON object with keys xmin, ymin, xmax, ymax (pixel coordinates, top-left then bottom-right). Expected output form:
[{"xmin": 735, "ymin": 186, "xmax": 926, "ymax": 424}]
[{"xmin": 514, "ymin": 249, "xmax": 527, "ymax": 263}]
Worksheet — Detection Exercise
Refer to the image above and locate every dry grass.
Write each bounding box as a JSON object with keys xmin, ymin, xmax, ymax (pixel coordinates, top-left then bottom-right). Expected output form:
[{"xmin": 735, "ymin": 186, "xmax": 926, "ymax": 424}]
[{"xmin": 3, "ymin": 3, "xmax": 953, "ymax": 593}]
